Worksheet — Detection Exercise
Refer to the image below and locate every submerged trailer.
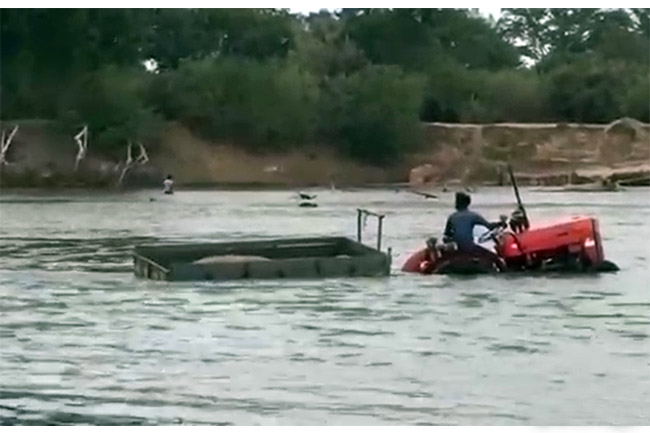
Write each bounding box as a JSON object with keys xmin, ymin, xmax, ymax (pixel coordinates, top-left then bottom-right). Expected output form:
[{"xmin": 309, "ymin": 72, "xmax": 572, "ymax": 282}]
[{"xmin": 134, "ymin": 209, "xmax": 391, "ymax": 281}]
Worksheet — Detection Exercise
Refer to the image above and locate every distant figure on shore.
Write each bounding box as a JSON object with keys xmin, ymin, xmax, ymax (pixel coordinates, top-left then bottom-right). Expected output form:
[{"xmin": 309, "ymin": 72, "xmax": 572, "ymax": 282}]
[{"xmin": 163, "ymin": 174, "xmax": 174, "ymax": 195}]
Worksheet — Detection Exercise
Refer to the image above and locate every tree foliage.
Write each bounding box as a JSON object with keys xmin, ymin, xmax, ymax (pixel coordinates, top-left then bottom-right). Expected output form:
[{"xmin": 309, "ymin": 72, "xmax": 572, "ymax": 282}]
[
  {"xmin": 317, "ymin": 65, "xmax": 425, "ymax": 164},
  {"xmin": 58, "ymin": 66, "xmax": 163, "ymax": 154},
  {"xmin": 154, "ymin": 57, "xmax": 318, "ymax": 149},
  {"xmin": 1, "ymin": 8, "xmax": 648, "ymax": 165}
]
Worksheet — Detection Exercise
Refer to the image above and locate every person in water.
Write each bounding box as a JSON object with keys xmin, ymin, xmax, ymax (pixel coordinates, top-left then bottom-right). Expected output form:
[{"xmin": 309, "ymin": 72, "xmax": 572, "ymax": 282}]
[
  {"xmin": 443, "ymin": 192, "xmax": 505, "ymax": 262},
  {"xmin": 163, "ymin": 174, "xmax": 174, "ymax": 194}
]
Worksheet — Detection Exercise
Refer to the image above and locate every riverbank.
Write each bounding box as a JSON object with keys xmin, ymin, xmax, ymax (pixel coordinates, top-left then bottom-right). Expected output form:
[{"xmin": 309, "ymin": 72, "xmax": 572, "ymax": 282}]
[{"xmin": 1, "ymin": 118, "xmax": 648, "ymax": 190}]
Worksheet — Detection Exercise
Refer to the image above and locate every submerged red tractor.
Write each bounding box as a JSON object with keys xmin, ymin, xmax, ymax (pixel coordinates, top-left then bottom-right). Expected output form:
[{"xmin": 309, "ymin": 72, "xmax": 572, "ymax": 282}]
[{"xmin": 402, "ymin": 166, "xmax": 619, "ymax": 275}]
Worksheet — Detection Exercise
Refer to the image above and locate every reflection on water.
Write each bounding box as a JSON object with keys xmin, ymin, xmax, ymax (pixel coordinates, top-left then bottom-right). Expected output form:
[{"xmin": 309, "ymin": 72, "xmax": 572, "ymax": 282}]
[{"xmin": 1, "ymin": 187, "xmax": 649, "ymax": 425}]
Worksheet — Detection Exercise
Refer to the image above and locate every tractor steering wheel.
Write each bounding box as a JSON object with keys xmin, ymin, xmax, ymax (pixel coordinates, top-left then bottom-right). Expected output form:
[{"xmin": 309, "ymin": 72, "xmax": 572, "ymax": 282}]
[{"xmin": 478, "ymin": 222, "xmax": 507, "ymax": 244}]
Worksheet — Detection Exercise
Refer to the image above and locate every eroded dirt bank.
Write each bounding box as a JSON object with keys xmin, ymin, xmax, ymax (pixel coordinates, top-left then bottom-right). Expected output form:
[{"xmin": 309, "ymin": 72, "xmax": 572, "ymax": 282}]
[{"xmin": 0, "ymin": 119, "xmax": 648, "ymax": 189}]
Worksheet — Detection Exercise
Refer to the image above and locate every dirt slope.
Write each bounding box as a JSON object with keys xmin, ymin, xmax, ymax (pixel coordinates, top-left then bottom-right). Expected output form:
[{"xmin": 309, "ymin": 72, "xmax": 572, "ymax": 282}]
[{"xmin": 1, "ymin": 119, "xmax": 648, "ymax": 188}]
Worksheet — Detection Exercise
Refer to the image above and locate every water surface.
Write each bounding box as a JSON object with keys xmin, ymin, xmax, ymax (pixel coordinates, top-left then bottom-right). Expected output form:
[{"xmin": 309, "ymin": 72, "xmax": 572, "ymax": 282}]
[{"xmin": 1, "ymin": 187, "xmax": 649, "ymax": 425}]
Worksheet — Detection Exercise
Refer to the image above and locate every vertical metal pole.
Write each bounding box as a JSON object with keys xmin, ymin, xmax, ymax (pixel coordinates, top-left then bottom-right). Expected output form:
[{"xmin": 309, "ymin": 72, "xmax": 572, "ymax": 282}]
[
  {"xmin": 507, "ymin": 164, "xmax": 527, "ymax": 221},
  {"xmin": 357, "ymin": 209, "xmax": 362, "ymax": 243},
  {"xmin": 377, "ymin": 215, "xmax": 384, "ymax": 251}
]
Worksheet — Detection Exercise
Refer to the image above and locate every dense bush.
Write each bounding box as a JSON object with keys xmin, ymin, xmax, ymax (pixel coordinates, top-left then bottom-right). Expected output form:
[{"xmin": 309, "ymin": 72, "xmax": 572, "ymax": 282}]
[
  {"xmin": 623, "ymin": 74, "xmax": 650, "ymax": 123},
  {"xmin": 57, "ymin": 66, "xmax": 162, "ymax": 155},
  {"xmin": 466, "ymin": 69, "xmax": 549, "ymax": 123},
  {"xmin": 153, "ymin": 58, "xmax": 319, "ymax": 150},
  {"xmin": 318, "ymin": 65, "xmax": 425, "ymax": 164}
]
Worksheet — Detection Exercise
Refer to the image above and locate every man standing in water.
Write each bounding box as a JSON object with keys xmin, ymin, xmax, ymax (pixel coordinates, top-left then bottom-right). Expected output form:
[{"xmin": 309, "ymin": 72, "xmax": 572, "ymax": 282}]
[
  {"xmin": 163, "ymin": 174, "xmax": 174, "ymax": 195},
  {"xmin": 443, "ymin": 192, "xmax": 504, "ymax": 262}
]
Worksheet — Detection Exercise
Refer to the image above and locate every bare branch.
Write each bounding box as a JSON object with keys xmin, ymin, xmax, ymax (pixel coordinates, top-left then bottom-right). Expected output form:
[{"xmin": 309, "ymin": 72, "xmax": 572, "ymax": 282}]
[
  {"xmin": 117, "ymin": 140, "xmax": 148, "ymax": 186},
  {"xmin": 136, "ymin": 142, "xmax": 149, "ymax": 165},
  {"xmin": 0, "ymin": 125, "xmax": 19, "ymax": 166},
  {"xmin": 125, "ymin": 141, "xmax": 133, "ymax": 166},
  {"xmin": 73, "ymin": 125, "xmax": 88, "ymax": 171}
]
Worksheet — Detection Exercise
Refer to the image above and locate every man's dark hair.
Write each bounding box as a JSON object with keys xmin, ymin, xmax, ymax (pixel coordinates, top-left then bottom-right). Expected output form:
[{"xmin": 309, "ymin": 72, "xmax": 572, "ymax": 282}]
[{"xmin": 455, "ymin": 192, "xmax": 471, "ymax": 210}]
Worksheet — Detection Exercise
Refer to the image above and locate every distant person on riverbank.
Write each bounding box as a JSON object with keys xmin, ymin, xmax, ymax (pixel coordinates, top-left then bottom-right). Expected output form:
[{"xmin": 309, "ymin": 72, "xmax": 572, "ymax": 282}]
[{"xmin": 163, "ymin": 174, "xmax": 174, "ymax": 195}]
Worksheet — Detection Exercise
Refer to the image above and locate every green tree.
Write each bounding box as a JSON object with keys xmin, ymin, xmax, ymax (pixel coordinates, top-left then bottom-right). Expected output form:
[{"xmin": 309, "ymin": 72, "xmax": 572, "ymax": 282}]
[
  {"xmin": 155, "ymin": 57, "xmax": 318, "ymax": 149},
  {"xmin": 419, "ymin": 59, "xmax": 477, "ymax": 122},
  {"xmin": 1, "ymin": 7, "xmax": 648, "ymax": 167},
  {"xmin": 1, "ymin": 9, "xmax": 152, "ymax": 117},
  {"xmin": 460, "ymin": 69, "xmax": 549, "ymax": 122},
  {"xmin": 342, "ymin": 8, "xmax": 519, "ymax": 72},
  {"xmin": 499, "ymin": 8, "xmax": 650, "ymax": 68},
  {"xmin": 58, "ymin": 66, "xmax": 162, "ymax": 155},
  {"xmin": 623, "ymin": 73, "xmax": 650, "ymax": 122},
  {"xmin": 146, "ymin": 9, "xmax": 295, "ymax": 70},
  {"xmin": 546, "ymin": 59, "xmax": 628, "ymax": 123},
  {"xmin": 498, "ymin": 9, "xmax": 599, "ymax": 66},
  {"xmin": 292, "ymin": 11, "xmax": 368, "ymax": 78},
  {"xmin": 318, "ymin": 65, "xmax": 425, "ymax": 164}
]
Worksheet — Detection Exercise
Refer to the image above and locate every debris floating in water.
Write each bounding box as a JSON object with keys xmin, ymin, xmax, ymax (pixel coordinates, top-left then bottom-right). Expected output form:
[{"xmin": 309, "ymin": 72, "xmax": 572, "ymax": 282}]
[
  {"xmin": 297, "ymin": 192, "xmax": 317, "ymax": 200},
  {"xmin": 295, "ymin": 191, "xmax": 318, "ymax": 207},
  {"xmin": 409, "ymin": 190, "xmax": 438, "ymax": 199}
]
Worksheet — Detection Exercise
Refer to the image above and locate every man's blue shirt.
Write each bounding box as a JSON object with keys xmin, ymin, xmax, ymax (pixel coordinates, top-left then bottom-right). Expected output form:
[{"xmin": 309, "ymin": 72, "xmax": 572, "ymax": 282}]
[{"xmin": 444, "ymin": 209, "xmax": 495, "ymax": 249}]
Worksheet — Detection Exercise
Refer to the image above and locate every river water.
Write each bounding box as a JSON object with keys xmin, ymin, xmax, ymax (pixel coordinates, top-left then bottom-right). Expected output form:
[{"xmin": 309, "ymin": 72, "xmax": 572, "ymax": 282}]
[{"xmin": 0, "ymin": 187, "xmax": 648, "ymax": 425}]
